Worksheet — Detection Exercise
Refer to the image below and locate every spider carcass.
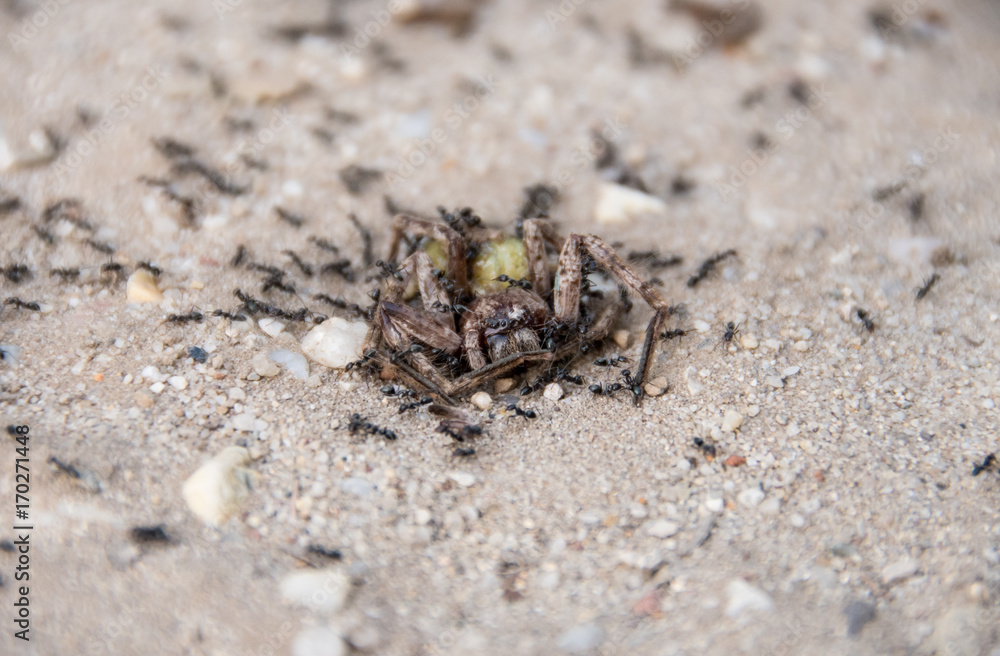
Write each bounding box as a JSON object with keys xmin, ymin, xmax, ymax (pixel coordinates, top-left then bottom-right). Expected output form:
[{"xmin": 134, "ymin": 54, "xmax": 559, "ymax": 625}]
[{"xmin": 358, "ymin": 209, "xmax": 672, "ymax": 404}]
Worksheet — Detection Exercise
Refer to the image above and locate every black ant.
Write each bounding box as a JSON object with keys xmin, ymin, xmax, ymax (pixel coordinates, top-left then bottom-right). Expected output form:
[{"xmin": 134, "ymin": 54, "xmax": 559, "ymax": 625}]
[
  {"xmin": 231, "ymin": 245, "xmax": 249, "ymax": 268},
  {"xmin": 856, "ymin": 309, "xmax": 876, "ymax": 334},
  {"xmin": 138, "ymin": 261, "xmax": 163, "ymax": 277},
  {"xmin": 0, "ymin": 194, "xmax": 21, "ymax": 215},
  {"xmin": 627, "ymin": 251, "xmax": 683, "ymax": 269},
  {"xmin": 212, "ymin": 309, "xmax": 247, "ymax": 321},
  {"xmin": 452, "ymin": 447, "xmax": 476, "ymax": 457},
  {"xmin": 687, "ymin": 249, "xmax": 737, "ymax": 288},
  {"xmin": 51, "ymin": 267, "xmax": 80, "ymax": 281},
  {"xmin": 84, "ymin": 238, "xmax": 115, "ymax": 255},
  {"xmin": 348, "ymin": 213, "xmax": 375, "ymax": 267},
  {"xmin": 721, "ymin": 322, "xmax": 741, "ymax": 348},
  {"xmin": 274, "ymin": 206, "xmax": 306, "ymax": 228},
  {"xmin": 915, "ymin": 273, "xmax": 940, "ymax": 301},
  {"xmin": 43, "ymin": 198, "xmax": 94, "ymax": 231},
  {"xmin": 314, "ymin": 294, "xmax": 366, "ymax": 318},
  {"xmin": 166, "ymin": 311, "xmax": 204, "ymax": 323},
  {"xmin": 2, "ymin": 264, "xmax": 32, "ymax": 284},
  {"xmin": 248, "ymin": 263, "xmax": 285, "ymax": 278},
  {"xmin": 308, "ymin": 236, "xmax": 340, "ymax": 254},
  {"xmin": 589, "ymin": 382, "xmax": 624, "ymax": 396},
  {"xmin": 972, "ymin": 453, "xmax": 997, "ymax": 477},
  {"xmin": 320, "ymin": 259, "xmax": 356, "ymax": 282},
  {"xmin": 437, "ymin": 421, "xmax": 483, "ymax": 442},
  {"xmin": 346, "ymin": 349, "xmax": 379, "ymax": 372},
  {"xmin": 283, "ymin": 250, "xmax": 314, "ymax": 277},
  {"xmin": 345, "ymin": 413, "xmax": 398, "ymax": 440},
  {"xmin": 381, "ymin": 385, "xmax": 418, "ymax": 398},
  {"xmin": 4, "ymin": 297, "xmax": 41, "ymax": 311},
  {"xmin": 130, "ymin": 525, "xmax": 171, "ymax": 545},
  {"xmin": 375, "ymin": 260, "xmax": 405, "ymax": 281},
  {"xmin": 399, "ymin": 396, "xmax": 433, "ymax": 413},
  {"xmin": 662, "ymin": 328, "xmax": 687, "ymax": 340},
  {"xmin": 261, "ymin": 274, "xmax": 296, "ymax": 295},
  {"xmin": 100, "ymin": 262, "xmax": 127, "ymax": 285},
  {"xmin": 594, "ymin": 355, "xmax": 629, "ymax": 367},
  {"xmin": 32, "ymin": 225, "xmax": 56, "ymax": 245},
  {"xmin": 495, "ymin": 275, "xmax": 532, "ymax": 290},
  {"xmin": 621, "ymin": 369, "xmax": 645, "ymax": 406},
  {"xmin": 693, "ymin": 437, "xmax": 716, "ymax": 458},
  {"xmin": 171, "ymin": 158, "xmax": 248, "ymax": 195},
  {"xmin": 506, "ymin": 403, "xmax": 537, "ymax": 419}
]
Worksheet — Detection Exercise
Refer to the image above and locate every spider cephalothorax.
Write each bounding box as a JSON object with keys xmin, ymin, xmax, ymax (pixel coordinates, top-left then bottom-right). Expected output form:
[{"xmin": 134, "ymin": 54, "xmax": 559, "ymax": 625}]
[{"xmin": 360, "ymin": 209, "xmax": 672, "ymax": 404}]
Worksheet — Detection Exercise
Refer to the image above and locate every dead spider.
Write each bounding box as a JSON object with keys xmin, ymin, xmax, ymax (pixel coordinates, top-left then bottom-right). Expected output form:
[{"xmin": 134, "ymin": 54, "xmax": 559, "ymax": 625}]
[{"xmin": 361, "ymin": 212, "xmax": 673, "ymax": 404}]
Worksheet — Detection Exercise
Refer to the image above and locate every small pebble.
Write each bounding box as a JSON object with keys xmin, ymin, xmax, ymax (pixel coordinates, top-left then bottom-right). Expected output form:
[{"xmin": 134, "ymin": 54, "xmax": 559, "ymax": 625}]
[
  {"xmin": 740, "ymin": 334, "xmax": 759, "ymax": 350},
  {"xmin": 543, "ymin": 383, "xmax": 564, "ymax": 401},
  {"xmin": 470, "ymin": 391, "xmax": 493, "ymax": 410},
  {"xmin": 882, "ymin": 557, "xmax": 919, "ymax": 585},
  {"xmin": 722, "ymin": 409, "xmax": 743, "ymax": 432},
  {"xmin": 793, "ymin": 340, "xmax": 810, "ymax": 351},
  {"xmin": 292, "ymin": 628, "xmax": 346, "ymax": 656},
  {"xmin": 280, "ymin": 568, "xmax": 351, "ymax": 613},
  {"xmin": 258, "ymin": 317, "xmax": 286, "ymax": 338},
  {"xmin": 765, "ymin": 375, "xmax": 785, "ymax": 389},
  {"xmin": 725, "ymin": 579, "xmax": 775, "ymax": 618},
  {"xmin": 341, "ymin": 477, "xmax": 373, "ymax": 497},
  {"xmin": 149, "ymin": 382, "xmax": 165, "ymax": 394},
  {"xmin": 556, "ymin": 623, "xmax": 606, "ymax": 654},
  {"xmin": 187, "ymin": 346, "xmax": 208, "ymax": 363},
  {"xmin": 644, "ymin": 376, "xmax": 668, "ymax": 396},
  {"xmin": 705, "ymin": 497, "xmax": 725, "ymax": 513},
  {"xmin": 684, "ymin": 366, "xmax": 704, "ymax": 395},
  {"xmin": 167, "ymin": 375, "xmax": 188, "ymax": 390},
  {"xmin": 594, "ymin": 182, "xmax": 667, "ymax": 225},
  {"xmin": 133, "ymin": 392, "xmax": 154, "ymax": 409},
  {"xmin": 126, "ymin": 269, "xmax": 163, "ymax": 304},
  {"xmin": 737, "ymin": 487, "xmax": 765, "ymax": 507},
  {"xmin": 843, "ymin": 600, "xmax": 876, "ymax": 636},
  {"xmin": 646, "ymin": 519, "xmax": 680, "ymax": 539},
  {"xmin": 228, "ymin": 386, "xmax": 246, "ymax": 402},
  {"xmin": 448, "ymin": 471, "xmax": 476, "ymax": 487},
  {"xmin": 301, "ymin": 318, "xmax": 369, "ymax": 369},
  {"xmin": 494, "ymin": 378, "xmax": 515, "ymax": 394},
  {"xmin": 747, "ymin": 405, "xmax": 760, "ymax": 417},
  {"xmin": 181, "ymin": 446, "xmax": 253, "ymax": 526},
  {"xmin": 725, "ymin": 455, "xmax": 747, "ymax": 467},
  {"xmin": 252, "ymin": 352, "xmax": 281, "ymax": 377},
  {"xmin": 613, "ymin": 330, "xmax": 630, "ymax": 349},
  {"xmin": 269, "ymin": 349, "xmax": 309, "ymax": 379}
]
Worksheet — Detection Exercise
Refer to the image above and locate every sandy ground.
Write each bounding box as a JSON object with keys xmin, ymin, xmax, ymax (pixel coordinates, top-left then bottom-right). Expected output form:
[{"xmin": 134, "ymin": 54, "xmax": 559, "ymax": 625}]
[{"xmin": 1, "ymin": 0, "xmax": 1000, "ymax": 654}]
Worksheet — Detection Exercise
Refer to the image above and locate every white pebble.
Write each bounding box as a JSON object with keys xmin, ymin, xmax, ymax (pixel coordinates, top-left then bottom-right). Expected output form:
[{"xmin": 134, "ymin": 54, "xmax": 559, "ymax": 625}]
[
  {"xmin": 882, "ymin": 557, "xmax": 919, "ymax": 585},
  {"xmin": 613, "ymin": 329, "xmax": 631, "ymax": 349},
  {"xmin": 705, "ymin": 497, "xmax": 725, "ymax": 513},
  {"xmin": 725, "ymin": 579, "xmax": 775, "ymax": 617},
  {"xmin": 280, "ymin": 568, "xmax": 351, "ymax": 613},
  {"xmin": 594, "ymin": 182, "xmax": 667, "ymax": 225},
  {"xmin": 685, "ymin": 366, "xmax": 704, "ymax": 395},
  {"xmin": 766, "ymin": 375, "xmax": 785, "ymax": 389},
  {"xmin": 258, "ymin": 317, "xmax": 286, "ymax": 338},
  {"xmin": 556, "ymin": 623, "xmax": 606, "ymax": 654},
  {"xmin": 722, "ymin": 409, "xmax": 743, "ymax": 432},
  {"xmin": 470, "ymin": 391, "xmax": 493, "ymax": 410},
  {"xmin": 793, "ymin": 340, "xmax": 810, "ymax": 351},
  {"xmin": 149, "ymin": 382, "xmax": 166, "ymax": 394},
  {"xmin": 341, "ymin": 477, "xmax": 373, "ymax": 497},
  {"xmin": 740, "ymin": 334, "xmax": 759, "ymax": 349},
  {"xmin": 448, "ymin": 471, "xmax": 476, "ymax": 487},
  {"xmin": 646, "ymin": 519, "xmax": 680, "ymax": 539},
  {"xmin": 747, "ymin": 405, "xmax": 760, "ymax": 417},
  {"xmin": 228, "ymin": 386, "xmax": 246, "ymax": 402},
  {"xmin": 167, "ymin": 375, "xmax": 188, "ymax": 390},
  {"xmin": 181, "ymin": 446, "xmax": 253, "ymax": 526},
  {"xmin": 141, "ymin": 365, "xmax": 164, "ymax": 381},
  {"xmin": 269, "ymin": 349, "xmax": 309, "ymax": 379},
  {"xmin": 543, "ymin": 383, "xmax": 564, "ymax": 401},
  {"xmin": 231, "ymin": 412, "xmax": 257, "ymax": 432},
  {"xmin": 738, "ymin": 488, "xmax": 765, "ymax": 507},
  {"xmin": 764, "ymin": 338, "xmax": 782, "ymax": 351},
  {"xmin": 782, "ymin": 366, "xmax": 800, "ymax": 377},
  {"xmin": 292, "ymin": 628, "xmax": 345, "ymax": 656},
  {"xmin": 302, "ymin": 318, "xmax": 369, "ymax": 369},
  {"xmin": 252, "ymin": 352, "xmax": 280, "ymax": 377}
]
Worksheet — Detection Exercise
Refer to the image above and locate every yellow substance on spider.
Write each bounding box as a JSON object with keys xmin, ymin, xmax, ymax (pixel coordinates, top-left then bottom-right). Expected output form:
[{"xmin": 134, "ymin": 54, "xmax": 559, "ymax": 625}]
[
  {"xmin": 470, "ymin": 238, "xmax": 529, "ymax": 295},
  {"xmin": 410, "ymin": 238, "xmax": 529, "ymax": 298}
]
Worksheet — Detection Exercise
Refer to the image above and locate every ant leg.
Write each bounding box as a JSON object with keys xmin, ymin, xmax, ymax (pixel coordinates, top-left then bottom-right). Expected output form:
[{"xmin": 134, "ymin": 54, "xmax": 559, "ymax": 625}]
[
  {"xmin": 387, "ymin": 214, "xmax": 469, "ymax": 295},
  {"xmin": 521, "ymin": 218, "xmax": 563, "ymax": 300},
  {"xmin": 554, "ymin": 234, "xmax": 671, "ymax": 393}
]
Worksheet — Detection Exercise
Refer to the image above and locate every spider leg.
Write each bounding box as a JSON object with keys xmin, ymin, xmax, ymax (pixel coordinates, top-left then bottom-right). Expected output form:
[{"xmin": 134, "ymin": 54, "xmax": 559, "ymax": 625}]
[
  {"xmin": 521, "ymin": 218, "xmax": 563, "ymax": 301},
  {"xmin": 448, "ymin": 349, "xmax": 556, "ymax": 396},
  {"xmin": 387, "ymin": 213, "xmax": 469, "ymax": 295},
  {"xmin": 554, "ymin": 234, "xmax": 671, "ymax": 397}
]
